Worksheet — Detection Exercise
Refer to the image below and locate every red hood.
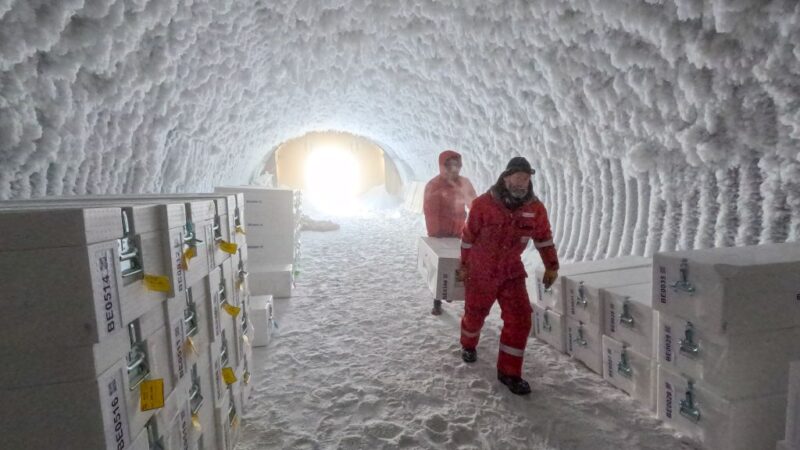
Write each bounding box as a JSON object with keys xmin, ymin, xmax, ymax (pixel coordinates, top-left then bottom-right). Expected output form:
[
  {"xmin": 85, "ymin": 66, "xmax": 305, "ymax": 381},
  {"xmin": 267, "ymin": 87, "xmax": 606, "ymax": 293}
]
[{"xmin": 438, "ymin": 150, "xmax": 461, "ymax": 176}]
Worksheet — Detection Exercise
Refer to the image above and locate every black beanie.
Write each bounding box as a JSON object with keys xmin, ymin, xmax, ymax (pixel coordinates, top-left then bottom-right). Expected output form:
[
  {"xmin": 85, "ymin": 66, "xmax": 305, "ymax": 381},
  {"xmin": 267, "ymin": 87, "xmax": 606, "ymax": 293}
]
[{"xmin": 502, "ymin": 156, "xmax": 535, "ymax": 177}]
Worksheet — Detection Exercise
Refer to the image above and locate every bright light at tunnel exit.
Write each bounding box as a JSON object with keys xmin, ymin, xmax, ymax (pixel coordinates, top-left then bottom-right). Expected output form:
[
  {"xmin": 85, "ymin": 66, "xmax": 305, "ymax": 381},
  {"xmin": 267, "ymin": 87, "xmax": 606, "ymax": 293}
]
[{"xmin": 304, "ymin": 146, "xmax": 362, "ymax": 216}]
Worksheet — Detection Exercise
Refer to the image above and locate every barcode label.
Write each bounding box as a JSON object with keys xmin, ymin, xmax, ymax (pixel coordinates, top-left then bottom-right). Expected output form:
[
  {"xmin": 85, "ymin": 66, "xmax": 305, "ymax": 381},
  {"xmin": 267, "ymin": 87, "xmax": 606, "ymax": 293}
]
[
  {"xmin": 94, "ymin": 248, "xmax": 122, "ymax": 338},
  {"xmin": 100, "ymin": 366, "xmax": 131, "ymax": 450}
]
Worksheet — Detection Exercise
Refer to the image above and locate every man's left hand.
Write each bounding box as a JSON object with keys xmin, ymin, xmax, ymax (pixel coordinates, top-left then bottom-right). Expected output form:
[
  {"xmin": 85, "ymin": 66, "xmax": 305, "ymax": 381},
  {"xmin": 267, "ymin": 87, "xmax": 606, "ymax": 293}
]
[{"xmin": 542, "ymin": 269, "xmax": 558, "ymax": 289}]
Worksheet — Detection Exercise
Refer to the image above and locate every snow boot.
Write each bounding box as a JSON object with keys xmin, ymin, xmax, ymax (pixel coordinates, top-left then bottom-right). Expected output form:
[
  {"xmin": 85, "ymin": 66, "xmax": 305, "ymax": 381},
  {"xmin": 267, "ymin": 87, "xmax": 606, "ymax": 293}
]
[
  {"xmin": 497, "ymin": 371, "xmax": 531, "ymax": 395},
  {"xmin": 461, "ymin": 347, "xmax": 477, "ymax": 363},
  {"xmin": 431, "ymin": 299, "xmax": 442, "ymax": 315}
]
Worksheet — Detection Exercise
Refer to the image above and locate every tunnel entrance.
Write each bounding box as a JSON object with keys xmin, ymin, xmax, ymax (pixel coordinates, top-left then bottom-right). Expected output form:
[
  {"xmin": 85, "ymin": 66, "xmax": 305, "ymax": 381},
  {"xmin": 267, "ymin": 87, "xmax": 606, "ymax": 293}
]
[{"xmin": 265, "ymin": 132, "xmax": 402, "ymax": 215}]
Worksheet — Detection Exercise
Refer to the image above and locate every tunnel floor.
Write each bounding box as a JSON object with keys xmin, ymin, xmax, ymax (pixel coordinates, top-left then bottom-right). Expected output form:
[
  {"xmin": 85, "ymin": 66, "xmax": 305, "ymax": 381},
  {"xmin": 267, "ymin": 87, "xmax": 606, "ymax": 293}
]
[{"xmin": 236, "ymin": 212, "xmax": 698, "ymax": 450}]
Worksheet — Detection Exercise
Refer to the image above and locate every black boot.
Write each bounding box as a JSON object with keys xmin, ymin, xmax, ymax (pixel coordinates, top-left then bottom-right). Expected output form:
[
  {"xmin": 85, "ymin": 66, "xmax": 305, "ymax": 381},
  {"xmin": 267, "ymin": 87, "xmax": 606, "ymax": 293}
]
[
  {"xmin": 431, "ymin": 299, "xmax": 442, "ymax": 315},
  {"xmin": 497, "ymin": 371, "xmax": 531, "ymax": 395},
  {"xmin": 461, "ymin": 347, "xmax": 477, "ymax": 363}
]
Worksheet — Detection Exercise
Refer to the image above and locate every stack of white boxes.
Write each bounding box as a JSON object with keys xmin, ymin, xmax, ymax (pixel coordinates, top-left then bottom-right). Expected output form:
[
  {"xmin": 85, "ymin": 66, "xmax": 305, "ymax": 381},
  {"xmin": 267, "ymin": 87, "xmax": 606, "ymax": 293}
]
[
  {"xmin": 0, "ymin": 193, "xmax": 257, "ymax": 450},
  {"xmin": 529, "ymin": 256, "xmax": 651, "ymax": 354},
  {"xmin": 653, "ymin": 242, "xmax": 800, "ymax": 450},
  {"xmin": 216, "ymin": 186, "xmax": 302, "ymax": 299}
]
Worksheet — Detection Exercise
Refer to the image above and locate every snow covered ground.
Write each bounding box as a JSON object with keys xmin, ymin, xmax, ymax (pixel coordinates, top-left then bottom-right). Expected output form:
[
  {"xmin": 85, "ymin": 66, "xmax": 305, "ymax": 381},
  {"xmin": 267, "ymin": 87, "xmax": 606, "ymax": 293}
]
[{"xmin": 236, "ymin": 212, "xmax": 698, "ymax": 450}]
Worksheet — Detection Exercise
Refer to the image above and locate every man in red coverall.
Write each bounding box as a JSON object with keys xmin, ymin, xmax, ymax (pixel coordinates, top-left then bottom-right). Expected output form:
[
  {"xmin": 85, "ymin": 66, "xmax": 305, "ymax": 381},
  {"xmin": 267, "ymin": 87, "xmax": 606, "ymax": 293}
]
[
  {"xmin": 458, "ymin": 156, "xmax": 559, "ymax": 395},
  {"xmin": 423, "ymin": 150, "xmax": 477, "ymax": 315}
]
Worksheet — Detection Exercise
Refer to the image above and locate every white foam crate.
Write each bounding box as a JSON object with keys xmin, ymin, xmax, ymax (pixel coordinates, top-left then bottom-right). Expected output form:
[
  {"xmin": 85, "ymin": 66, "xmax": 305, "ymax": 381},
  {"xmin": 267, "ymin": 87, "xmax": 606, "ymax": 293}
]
[
  {"xmin": 657, "ymin": 365, "xmax": 788, "ymax": 450},
  {"xmin": 657, "ymin": 312, "xmax": 800, "ymax": 399},
  {"xmin": 565, "ymin": 267, "xmax": 651, "ymax": 328},
  {"xmin": 531, "ymin": 300, "xmax": 566, "ymax": 353},
  {"xmin": 417, "ymin": 237, "xmax": 464, "ymax": 302},
  {"xmin": 785, "ymin": 362, "xmax": 800, "ymax": 448},
  {"xmin": 653, "ymin": 242, "xmax": 800, "ymax": 336},
  {"xmin": 566, "ymin": 317, "xmax": 603, "ymax": 374},
  {"xmin": 527, "ymin": 256, "xmax": 652, "ymax": 314},
  {"xmin": 251, "ymin": 295, "xmax": 275, "ymax": 347},
  {"xmin": 602, "ymin": 335, "xmax": 656, "ymax": 411},
  {"xmin": 0, "ymin": 298, "xmax": 165, "ymax": 389},
  {"xmin": 0, "ymin": 359, "xmax": 137, "ymax": 450},
  {"xmin": 249, "ymin": 265, "xmax": 294, "ymax": 298},
  {"xmin": 602, "ymin": 283, "xmax": 657, "ymax": 358}
]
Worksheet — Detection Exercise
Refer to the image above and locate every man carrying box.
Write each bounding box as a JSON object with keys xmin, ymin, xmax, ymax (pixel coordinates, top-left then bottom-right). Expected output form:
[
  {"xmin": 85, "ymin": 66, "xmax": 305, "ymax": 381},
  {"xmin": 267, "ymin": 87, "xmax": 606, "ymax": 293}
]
[
  {"xmin": 423, "ymin": 150, "xmax": 477, "ymax": 315},
  {"xmin": 458, "ymin": 156, "xmax": 559, "ymax": 395}
]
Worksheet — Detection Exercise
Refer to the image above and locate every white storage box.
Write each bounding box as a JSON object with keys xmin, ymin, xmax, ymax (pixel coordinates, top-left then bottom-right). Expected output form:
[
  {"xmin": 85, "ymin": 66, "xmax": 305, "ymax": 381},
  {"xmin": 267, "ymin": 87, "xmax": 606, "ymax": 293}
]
[
  {"xmin": 602, "ymin": 335, "xmax": 656, "ymax": 411},
  {"xmin": 565, "ymin": 267, "xmax": 651, "ymax": 328},
  {"xmin": 531, "ymin": 301, "xmax": 566, "ymax": 353},
  {"xmin": 0, "ymin": 296, "xmax": 164, "ymax": 389},
  {"xmin": 252, "ymin": 295, "xmax": 275, "ymax": 347},
  {"xmin": 417, "ymin": 237, "xmax": 464, "ymax": 302},
  {"xmin": 249, "ymin": 265, "xmax": 294, "ymax": 298},
  {"xmin": 653, "ymin": 242, "xmax": 800, "ymax": 336},
  {"xmin": 0, "ymin": 359, "xmax": 136, "ymax": 450},
  {"xmin": 657, "ymin": 312, "xmax": 800, "ymax": 399},
  {"xmin": 216, "ymin": 186, "xmax": 298, "ymax": 268},
  {"xmin": 784, "ymin": 361, "xmax": 800, "ymax": 448},
  {"xmin": 657, "ymin": 365, "xmax": 788, "ymax": 450},
  {"xmin": 527, "ymin": 256, "xmax": 651, "ymax": 314},
  {"xmin": 602, "ymin": 283, "xmax": 657, "ymax": 358},
  {"xmin": 566, "ymin": 317, "xmax": 603, "ymax": 374}
]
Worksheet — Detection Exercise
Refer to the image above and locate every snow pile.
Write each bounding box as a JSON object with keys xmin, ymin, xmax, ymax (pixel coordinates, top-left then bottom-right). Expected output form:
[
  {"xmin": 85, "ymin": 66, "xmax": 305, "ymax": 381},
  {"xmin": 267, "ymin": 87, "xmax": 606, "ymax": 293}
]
[
  {"xmin": 238, "ymin": 213, "xmax": 696, "ymax": 449},
  {"xmin": 1, "ymin": 0, "xmax": 799, "ymax": 255}
]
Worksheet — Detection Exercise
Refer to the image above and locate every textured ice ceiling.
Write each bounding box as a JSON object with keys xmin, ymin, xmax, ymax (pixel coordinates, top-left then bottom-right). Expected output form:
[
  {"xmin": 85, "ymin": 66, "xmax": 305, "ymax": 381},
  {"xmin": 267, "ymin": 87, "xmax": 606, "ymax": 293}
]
[{"xmin": 1, "ymin": 0, "xmax": 799, "ymax": 258}]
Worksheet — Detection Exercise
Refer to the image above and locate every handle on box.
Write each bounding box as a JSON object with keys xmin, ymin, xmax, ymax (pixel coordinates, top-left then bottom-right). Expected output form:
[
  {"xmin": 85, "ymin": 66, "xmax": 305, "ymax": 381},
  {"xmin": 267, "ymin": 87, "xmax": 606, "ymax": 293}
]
[
  {"xmin": 576, "ymin": 281, "xmax": 588, "ymax": 308},
  {"xmin": 617, "ymin": 346, "xmax": 633, "ymax": 378},
  {"xmin": 670, "ymin": 258, "xmax": 696, "ymax": 295},
  {"xmin": 679, "ymin": 381, "xmax": 701, "ymax": 423},
  {"xmin": 679, "ymin": 322, "xmax": 700, "ymax": 358},
  {"xmin": 620, "ymin": 298, "xmax": 635, "ymax": 328}
]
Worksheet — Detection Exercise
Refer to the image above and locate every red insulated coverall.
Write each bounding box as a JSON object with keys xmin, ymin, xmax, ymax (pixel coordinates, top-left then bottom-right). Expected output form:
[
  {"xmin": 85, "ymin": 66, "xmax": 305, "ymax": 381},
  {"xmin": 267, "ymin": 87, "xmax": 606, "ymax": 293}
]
[
  {"xmin": 423, "ymin": 150, "xmax": 477, "ymax": 237},
  {"xmin": 460, "ymin": 190, "xmax": 559, "ymax": 377}
]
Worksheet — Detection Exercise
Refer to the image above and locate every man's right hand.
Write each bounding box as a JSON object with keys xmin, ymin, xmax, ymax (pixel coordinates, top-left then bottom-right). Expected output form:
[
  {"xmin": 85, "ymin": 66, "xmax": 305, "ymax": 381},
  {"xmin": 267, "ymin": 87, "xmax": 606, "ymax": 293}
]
[{"xmin": 542, "ymin": 269, "xmax": 558, "ymax": 289}]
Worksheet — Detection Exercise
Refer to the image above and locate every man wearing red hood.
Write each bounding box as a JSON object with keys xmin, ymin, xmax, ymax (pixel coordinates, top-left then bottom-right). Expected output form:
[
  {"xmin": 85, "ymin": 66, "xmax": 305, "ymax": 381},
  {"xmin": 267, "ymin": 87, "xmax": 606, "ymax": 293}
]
[{"xmin": 423, "ymin": 150, "xmax": 477, "ymax": 315}]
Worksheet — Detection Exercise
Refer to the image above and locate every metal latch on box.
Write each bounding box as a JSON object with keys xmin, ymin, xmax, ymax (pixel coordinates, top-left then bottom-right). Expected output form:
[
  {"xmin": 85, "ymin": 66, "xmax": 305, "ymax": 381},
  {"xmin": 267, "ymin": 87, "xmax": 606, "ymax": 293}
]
[
  {"xmin": 127, "ymin": 320, "xmax": 150, "ymax": 390},
  {"xmin": 542, "ymin": 309, "xmax": 553, "ymax": 332},
  {"xmin": 620, "ymin": 298, "xmax": 635, "ymax": 328},
  {"xmin": 184, "ymin": 288, "xmax": 199, "ymax": 338},
  {"xmin": 227, "ymin": 387, "xmax": 238, "ymax": 426},
  {"xmin": 183, "ymin": 222, "xmax": 203, "ymax": 247},
  {"xmin": 576, "ymin": 322, "xmax": 588, "ymax": 347},
  {"xmin": 679, "ymin": 322, "xmax": 700, "ymax": 358},
  {"xmin": 146, "ymin": 416, "xmax": 165, "ymax": 450},
  {"xmin": 680, "ymin": 380, "xmax": 701, "ymax": 423},
  {"xmin": 238, "ymin": 258, "xmax": 249, "ymax": 285},
  {"xmin": 576, "ymin": 282, "xmax": 588, "ymax": 308},
  {"xmin": 189, "ymin": 364, "xmax": 204, "ymax": 415},
  {"xmin": 618, "ymin": 346, "xmax": 633, "ymax": 378},
  {"xmin": 118, "ymin": 210, "xmax": 143, "ymax": 279},
  {"xmin": 220, "ymin": 330, "xmax": 230, "ymax": 367},
  {"xmin": 671, "ymin": 259, "xmax": 696, "ymax": 295}
]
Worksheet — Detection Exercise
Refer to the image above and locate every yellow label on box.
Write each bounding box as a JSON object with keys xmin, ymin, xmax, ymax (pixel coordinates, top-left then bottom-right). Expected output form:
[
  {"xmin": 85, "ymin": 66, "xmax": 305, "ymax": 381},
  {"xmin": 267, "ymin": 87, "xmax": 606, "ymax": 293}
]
[
  {"xmin": 222, "ymin": 303, "xmax": 241, "ymax": 318},
  {"xmin": 222, "ymin": 367, "xmax": 237, "ymax": 385},
  {"xmin": 185, "ymin": 336, "xmax": 198, "ymax": 355},
  {"xmin": 140, "ymin": 379, "xmax": 165, "ymax": 411},
  {"xmin": 192, "ymin": 414, "xmax": 202, "ymax": 432},
  {"xmin": 220, "ymin": 240, "xmax": 238, "ymax": 255},
  {"xmin": 143, "ymin": 274, "xmax": 171, "ymax": 293},
  {"xmin": 235, "ymin": 225, "xmax": 246, "ymax": 235},
  {"xmin": 181, "ymin": 247, "xmax": 197, "ymax": 270},
  {"xmin": 232, "ymin": 415, "xmax": 240, "ymax": 429}
]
